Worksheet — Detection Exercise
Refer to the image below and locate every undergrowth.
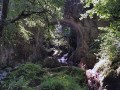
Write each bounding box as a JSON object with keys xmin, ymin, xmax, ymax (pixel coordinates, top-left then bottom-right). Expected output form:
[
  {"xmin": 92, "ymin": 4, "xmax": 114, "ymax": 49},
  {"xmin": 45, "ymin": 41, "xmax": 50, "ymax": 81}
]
[{"xmin": 1, "ymin": 63, "xmax": 87, "ymax": 90}]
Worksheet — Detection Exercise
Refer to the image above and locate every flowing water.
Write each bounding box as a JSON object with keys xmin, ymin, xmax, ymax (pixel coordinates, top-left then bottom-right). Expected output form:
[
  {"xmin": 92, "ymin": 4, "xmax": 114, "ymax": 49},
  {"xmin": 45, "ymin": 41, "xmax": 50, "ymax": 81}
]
[{"xmin": 58, "ymin": 53, "xmax": 68, "ymax": 64}]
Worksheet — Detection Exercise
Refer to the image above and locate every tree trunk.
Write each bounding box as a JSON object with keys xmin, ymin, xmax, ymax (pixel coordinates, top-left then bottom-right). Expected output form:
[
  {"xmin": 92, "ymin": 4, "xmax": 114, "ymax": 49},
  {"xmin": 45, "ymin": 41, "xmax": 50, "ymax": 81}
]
[
  {"xmin": 0, "ymin": 0, "xmax": 9, "ymax": 37},
  {"xmin": 58, "ymin": 19, "xmax": 88, "ymax": 66},
  {"xmin": 61, "ymin": 0, "xmax": 99, "ymax": 66}
]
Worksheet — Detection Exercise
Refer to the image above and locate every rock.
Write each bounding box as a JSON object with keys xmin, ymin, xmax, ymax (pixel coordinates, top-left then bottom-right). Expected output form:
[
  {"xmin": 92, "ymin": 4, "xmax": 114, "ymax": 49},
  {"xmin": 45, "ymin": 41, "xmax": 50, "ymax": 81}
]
[
  {"xmin": 88, "ymin": 58, "xmax": 120, "ymax": 90},
  {"xmin": 43, "ymin": 57, "xmax": 60, "ymax": 68},
  {"xmin": 86, "ymin": 69, "xmax": 102, "ymax": 90}
]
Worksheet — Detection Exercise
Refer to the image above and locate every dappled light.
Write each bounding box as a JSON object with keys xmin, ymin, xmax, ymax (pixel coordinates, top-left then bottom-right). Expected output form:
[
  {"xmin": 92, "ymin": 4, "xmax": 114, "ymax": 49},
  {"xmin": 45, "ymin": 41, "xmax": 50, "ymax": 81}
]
[{"xmin": 0, "ymin": 0, "xmax": 120, "ymax": 90}]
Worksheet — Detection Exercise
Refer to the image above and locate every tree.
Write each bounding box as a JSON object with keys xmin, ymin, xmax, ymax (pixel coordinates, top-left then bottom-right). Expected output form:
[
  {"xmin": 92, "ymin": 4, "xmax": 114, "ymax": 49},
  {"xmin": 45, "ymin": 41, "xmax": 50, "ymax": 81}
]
[
  {"xmin": 0, "ymin": 0, "xmax": 65, "ymax": 67},
  {"xmin": 0, "ymin": 0, "xmax": 9, "ymax": 37},
  {"xmin": 58, "ymin": 0, "xmax": 97, "ymax": 66}
]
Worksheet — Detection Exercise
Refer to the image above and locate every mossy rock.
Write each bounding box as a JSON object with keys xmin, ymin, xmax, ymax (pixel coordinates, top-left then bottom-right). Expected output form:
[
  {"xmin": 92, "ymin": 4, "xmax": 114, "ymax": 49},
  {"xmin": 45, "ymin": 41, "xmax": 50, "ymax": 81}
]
[
  {"xmin": 2, "ymin": 64, "xmax": 87, "ymax": 90},
  {"xmin": 47, "ymin": 66, "xmax": 86, "ymax": 87},
  {"xmin": 10, "ymin": 63, "xmax": 42, "ymax": 80},
  {"xmin": 40, "ymin": 75, "xmax": 86, "ymax": 90},
  {"xmin": 2, "ymin": 63, "xmax": 42, "ymax": 90}
]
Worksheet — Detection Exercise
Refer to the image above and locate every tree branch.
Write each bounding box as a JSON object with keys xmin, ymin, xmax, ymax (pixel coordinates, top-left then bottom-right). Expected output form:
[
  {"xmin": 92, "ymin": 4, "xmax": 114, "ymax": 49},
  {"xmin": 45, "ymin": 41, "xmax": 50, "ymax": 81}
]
[{"xmin": 10, "ymin": 9, "xmax": 48, "ymax": 23}]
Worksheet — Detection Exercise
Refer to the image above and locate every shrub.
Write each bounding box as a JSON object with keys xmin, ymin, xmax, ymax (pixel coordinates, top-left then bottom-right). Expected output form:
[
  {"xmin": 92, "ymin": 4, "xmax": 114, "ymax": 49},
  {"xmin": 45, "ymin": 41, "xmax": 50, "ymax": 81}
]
[
  {"xmin": 97, "ymin": 28, "xmax": 120, "ymax": 62},
  {"xmin": 40, "ymin": 75, "xmax": 84, "ymax": 90},
  {"xmin": 46, "ymin": 66, "xmax": 87, "ymax": 89},
  {"xmin": 3, "ymin": 76, "xmax": 33, "ymax": 90},
  {"xmin": 11, "ymin": 63, "xmax": 42, "ymax": 80},
  {"xmin": 2, "ymin": 64, "xmax": 87, "ymax": 90},
  {"xmin": 41, "ymin": 66, "xmax": 87, "ymax": 90},
  {"xmin": 2, "ymin": 63, "xmax": 42, "ymax": 90}
]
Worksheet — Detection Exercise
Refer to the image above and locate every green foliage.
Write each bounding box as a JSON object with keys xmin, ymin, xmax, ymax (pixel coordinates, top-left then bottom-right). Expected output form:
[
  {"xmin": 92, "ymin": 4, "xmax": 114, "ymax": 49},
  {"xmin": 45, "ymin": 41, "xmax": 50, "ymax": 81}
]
[
  {"xmin": 2, "ymin": 64, "xmax": 87, "ymax": 90},
  {"xmin": 85, "ymin": 0, "xmax": 120, "ymax": 63},
  {"xmin": 2, "ymin": 63, "xmax": 42, "ymax": 90},
  {"xmin": 3, "ymin": 21, "xmax": 33, "ymax": 45},
  {"xmin": 49, "ymin": 0, "xmax": 64, "ymax": 7},
  {"xmin": 2, "ymin": 23, "xmax": 18, "ymax": 44},
  {"xmin": 97, "ymin": 28, "xmax": 120, "ymax": 61},
  {"xmin": 7, "ymin": 0, "xmax": 64, "ymax": 21},
  {"xmin": 48, "ymin": 66, "xmax": 86, "ymax": 87},
  {"xmin": 40, "ymin": 75, "xmax": 83, "ymax": 90},
  {"xmin": 41, "ymin": 66, "xmax": 87, "ymax": 90},
  {"xmin": 2, "ymin": 0, "xmax": 64, "ymax": 47},
  {"xmin": 11, "ymin": 63, "xmax": 42, "ymax": 80},
  {"xmin": 86, "ymin": 0, "xmax": 120, "ymax": 19},
  {"xmin": 4, "ymin": 76, "xmax": 33, "ymax": 90}
]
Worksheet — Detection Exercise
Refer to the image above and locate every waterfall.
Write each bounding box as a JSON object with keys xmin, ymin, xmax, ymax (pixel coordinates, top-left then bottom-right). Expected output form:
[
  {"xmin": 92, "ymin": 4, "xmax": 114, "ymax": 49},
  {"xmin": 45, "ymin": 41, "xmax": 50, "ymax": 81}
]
[{"xmin": 58, "ymin": 53, "xmax": 68, "ymax": 64}]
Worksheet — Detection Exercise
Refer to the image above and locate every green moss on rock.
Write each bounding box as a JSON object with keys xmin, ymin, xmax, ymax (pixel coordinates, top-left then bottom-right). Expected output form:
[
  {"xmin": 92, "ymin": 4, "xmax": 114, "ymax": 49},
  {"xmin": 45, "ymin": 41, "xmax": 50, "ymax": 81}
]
[
  {"xmin": 40, "ymin": 75, "xmax": 84, "ymax": 90},
  {"xmin": 2, "ymin": 63, "xmax": 87, "ymax": 90}
]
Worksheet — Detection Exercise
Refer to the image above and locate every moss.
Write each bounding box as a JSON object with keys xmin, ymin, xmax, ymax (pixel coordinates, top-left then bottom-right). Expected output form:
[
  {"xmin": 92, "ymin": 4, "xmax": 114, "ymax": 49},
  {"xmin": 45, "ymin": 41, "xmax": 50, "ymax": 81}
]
[
  {"xmin": 2, "ymin": 64, "xmax": 87, "ymax": 90},
  {"xmin": 47, "ymin": 66, "xmax": 86, "ymax": 87},
  {"xmin": 40, "ymin": 75, "xmax": 85, "ymax": 90},
  {"xmin": 2, "ymin": 63, "xmax": 42, "ymax": 90},
  {"xmin": 10, "ymin": 63, "xmax": 42, "ymax": 80}
]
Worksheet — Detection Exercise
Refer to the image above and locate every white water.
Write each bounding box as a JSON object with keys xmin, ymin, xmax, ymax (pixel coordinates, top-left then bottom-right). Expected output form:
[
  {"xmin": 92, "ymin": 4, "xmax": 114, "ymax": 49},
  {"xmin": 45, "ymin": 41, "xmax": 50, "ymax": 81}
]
[{"xmin": 58, "ymin": 53, "xmax": 68, "ymax": 64}]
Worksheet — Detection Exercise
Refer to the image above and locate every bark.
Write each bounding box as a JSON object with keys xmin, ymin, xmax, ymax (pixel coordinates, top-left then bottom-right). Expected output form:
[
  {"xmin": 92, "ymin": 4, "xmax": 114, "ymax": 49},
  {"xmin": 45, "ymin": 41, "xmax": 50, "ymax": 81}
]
[
  {"xmin": 61, "ymin": 0, "xmax": 99, "ymax": 66},
  {"xmin": 0, "ymin": 0, "xmax": 9, "ymax": 37},
  {"xmin": 62, "ymin": 0, "xmax": 89, "ymax": 65}
]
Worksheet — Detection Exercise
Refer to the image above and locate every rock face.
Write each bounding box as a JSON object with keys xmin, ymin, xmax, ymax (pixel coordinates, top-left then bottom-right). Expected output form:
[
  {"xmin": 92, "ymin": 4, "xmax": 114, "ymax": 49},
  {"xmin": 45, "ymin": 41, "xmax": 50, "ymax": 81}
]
[{"xmin": 86, "ymin": 59, "xmax": 120, "ymax": 90}]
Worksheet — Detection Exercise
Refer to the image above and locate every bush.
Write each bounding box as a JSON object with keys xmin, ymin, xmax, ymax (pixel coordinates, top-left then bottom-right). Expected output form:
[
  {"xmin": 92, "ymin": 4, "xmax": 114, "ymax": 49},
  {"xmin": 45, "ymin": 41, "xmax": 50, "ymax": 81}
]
[
  {"xmin": 2, "ymin": 63, "xmax": 42, "ymax": 90},
  {"xmin": 11, "ymin": 63, "xmax": 42, "ymax": 80},
  {"xmin": 40, "ymin": 75, "xmax": 84, "ymax": 90},
  {"xmin": 47, "ymin": 66, "xmax": 87, "ymax": 88},
  {"xmin": 97, "ymin": 28, "xmax": 120, "ymax": 62},
  {"xmin": 41, "ymin": 66, "xmax": 87, "ymax": 90},
  {"xmin": 3, "ymin": 76, "xmax": 33, "ymax": 90},
  {"xmin": 2, "ymin": 64, "xmax": 87, "ymax": 90}
]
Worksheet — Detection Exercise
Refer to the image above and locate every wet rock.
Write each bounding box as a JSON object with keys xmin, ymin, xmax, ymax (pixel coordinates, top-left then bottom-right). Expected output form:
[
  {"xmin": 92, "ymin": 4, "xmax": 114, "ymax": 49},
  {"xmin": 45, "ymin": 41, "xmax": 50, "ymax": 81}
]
[
  {"xmin": 86, "ymin": 69, "xmax": 103, "ymax": 90},
  {"xmin": 86, "ymin": 58, "xmax": 120, "ymax": 90}
]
